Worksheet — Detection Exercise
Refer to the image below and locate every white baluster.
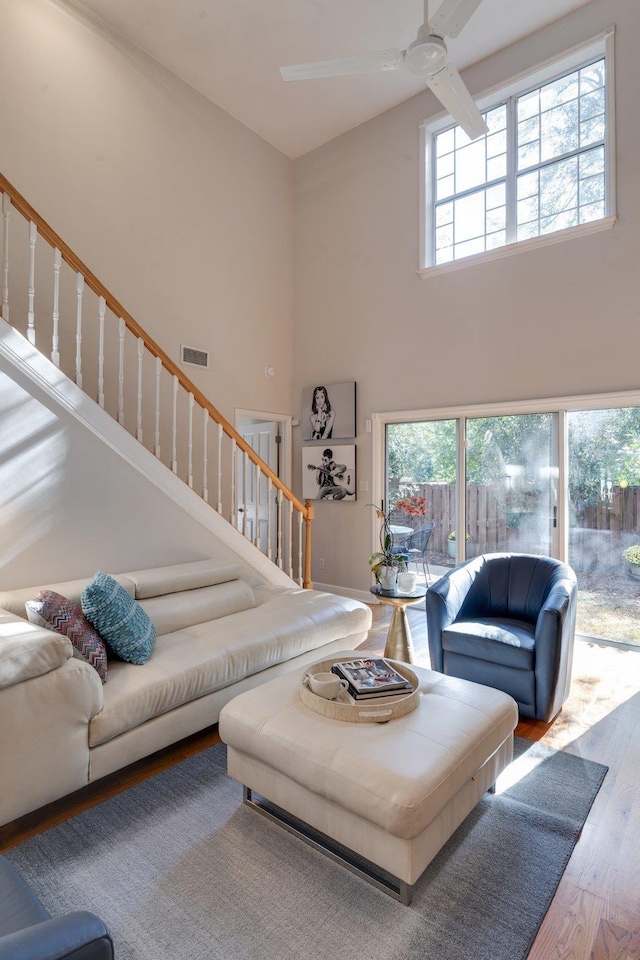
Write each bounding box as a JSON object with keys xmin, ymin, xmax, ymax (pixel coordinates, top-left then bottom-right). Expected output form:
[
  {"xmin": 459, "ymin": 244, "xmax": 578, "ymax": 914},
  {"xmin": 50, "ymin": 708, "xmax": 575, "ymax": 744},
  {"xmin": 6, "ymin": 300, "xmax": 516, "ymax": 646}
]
[
  {"xmin": 276, "ymin": 489, "xmax": 283, "ymax": 569},
  {"xmin": 97, "ymin": 297, "xmax": 105, "ymax": 407},
  {"xmin": 75, "ymin": 272, "xmax": 84, "ymax": 387},
  {"xmin": 230, "ymin": 439, "xmax": 237, "ymax": 525},
  {"xmin": 217, "ymin": 423, "xmax": 223, "ymax": 513},
  {"xmin": 171, "ymin": 375, "xmax": 178, "ymax": 474},
  {"xmin": 298, "ymin": 510, "xmax": 304, "ymax": 586},
  {"xmin": 255, "ymin": 463, "xmax": 261, "ymax": 548},
  {"xmin": 136, "ymin": 337, "xmax": 144, "ymax": 442},
  {"xmin": 202, "ymin": 408, "xmax": 209, "ymax": 503},
  {"xmin": 266, "ymin": 479, "xmax": 273, "ymax": 560},
  {"xmin": 27, "ymin": 222, "xmax": 37, "ymax": 345},
  {"xmin": 187, "ymin": 392, "xmax": 194, "ymax": 488},
  {"xmin": 154, "ymin": 357, "xmax": 162, "ymax": 458},
  {"xmin": 51, "ymin": 248, "xmax": 61, "ymax": 367},
  {"xmin": 118, "ymin": 317, "xmax": 125, "ymax": 425},
  {"xmin": 288, "ymin": 499, "xmax": 294, "ymax": 579},
  {"xmin": 2, "ymin": 193, "xmax": 10, "ymax": 321},
  {"xmin": 241, "ymin": 452, "xmax": 248, "ymax": 537}
]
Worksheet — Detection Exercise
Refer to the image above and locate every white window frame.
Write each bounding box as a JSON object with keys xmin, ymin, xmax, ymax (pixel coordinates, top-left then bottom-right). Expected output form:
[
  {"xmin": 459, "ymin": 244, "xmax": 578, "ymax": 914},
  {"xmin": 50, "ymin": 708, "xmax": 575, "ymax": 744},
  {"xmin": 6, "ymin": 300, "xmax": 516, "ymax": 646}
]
[{"xmin": 418, "ymin": 27, "xmax": 617, "ymax": 278}]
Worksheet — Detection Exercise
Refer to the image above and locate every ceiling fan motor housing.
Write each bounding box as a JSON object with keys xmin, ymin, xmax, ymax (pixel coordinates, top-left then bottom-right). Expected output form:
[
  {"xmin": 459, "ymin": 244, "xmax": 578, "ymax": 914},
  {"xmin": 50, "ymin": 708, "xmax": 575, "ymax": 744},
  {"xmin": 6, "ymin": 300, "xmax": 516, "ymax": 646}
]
[{"xmin": 404, "ymin": 28, "xmax": 447, "ymax": 78}]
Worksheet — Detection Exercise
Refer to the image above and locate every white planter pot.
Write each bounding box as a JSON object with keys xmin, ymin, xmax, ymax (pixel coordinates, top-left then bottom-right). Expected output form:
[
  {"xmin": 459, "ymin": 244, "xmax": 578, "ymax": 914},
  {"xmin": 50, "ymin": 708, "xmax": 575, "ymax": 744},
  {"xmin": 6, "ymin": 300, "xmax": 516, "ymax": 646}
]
[{"xmin": 379, "ymin": 565, "xmax": 398, "ymax": 591}]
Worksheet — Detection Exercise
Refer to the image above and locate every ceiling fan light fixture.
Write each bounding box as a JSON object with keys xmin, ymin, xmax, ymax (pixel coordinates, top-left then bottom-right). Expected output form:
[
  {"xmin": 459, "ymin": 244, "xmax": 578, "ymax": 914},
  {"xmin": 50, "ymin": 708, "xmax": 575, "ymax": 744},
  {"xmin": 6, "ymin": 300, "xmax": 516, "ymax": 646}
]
[{"xmin": 404, "ymin": 33, "xmax": 447, "ymax": 78}]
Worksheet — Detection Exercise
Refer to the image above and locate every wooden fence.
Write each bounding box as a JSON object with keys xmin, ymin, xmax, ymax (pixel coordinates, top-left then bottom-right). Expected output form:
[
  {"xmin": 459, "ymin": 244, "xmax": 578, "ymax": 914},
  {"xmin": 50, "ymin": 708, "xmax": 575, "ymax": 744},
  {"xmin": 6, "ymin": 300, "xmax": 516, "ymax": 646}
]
[{"xmin": 389, "ymin": 482, "xmax": 640, "ymax": 569}]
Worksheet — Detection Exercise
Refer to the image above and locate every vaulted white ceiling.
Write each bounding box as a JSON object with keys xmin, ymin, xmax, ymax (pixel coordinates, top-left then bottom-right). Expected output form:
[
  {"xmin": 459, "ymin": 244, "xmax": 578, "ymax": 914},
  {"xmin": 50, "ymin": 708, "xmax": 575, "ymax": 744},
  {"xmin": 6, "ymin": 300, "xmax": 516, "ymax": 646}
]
[{"xmin": 71, "ymin": 0, "xmax": 595, "ymax": 158}]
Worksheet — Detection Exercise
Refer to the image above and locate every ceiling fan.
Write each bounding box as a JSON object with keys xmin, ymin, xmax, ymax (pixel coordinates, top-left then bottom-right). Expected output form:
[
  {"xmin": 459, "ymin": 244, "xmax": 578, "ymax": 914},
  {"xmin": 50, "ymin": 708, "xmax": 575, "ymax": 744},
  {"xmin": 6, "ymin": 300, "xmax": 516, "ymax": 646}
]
[{"xmin": 280, "ymin": 0, "xmax": 489, "ymax": 140}]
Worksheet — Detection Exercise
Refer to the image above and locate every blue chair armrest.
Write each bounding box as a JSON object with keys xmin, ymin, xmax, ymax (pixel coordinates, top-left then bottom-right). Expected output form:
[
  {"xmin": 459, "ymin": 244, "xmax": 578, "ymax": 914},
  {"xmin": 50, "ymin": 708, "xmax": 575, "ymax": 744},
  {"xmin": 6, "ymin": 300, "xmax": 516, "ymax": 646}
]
[
  {"xmin": 0, "ymin": 911, "xmax": 113, "ymax": 960},
  {"xmin": 534, "ymin": 579, "xmax": 577, "ymax": 721},
  {"xmin": 426, "ymin": 562, "xmax": 480, "ymax": 672}
]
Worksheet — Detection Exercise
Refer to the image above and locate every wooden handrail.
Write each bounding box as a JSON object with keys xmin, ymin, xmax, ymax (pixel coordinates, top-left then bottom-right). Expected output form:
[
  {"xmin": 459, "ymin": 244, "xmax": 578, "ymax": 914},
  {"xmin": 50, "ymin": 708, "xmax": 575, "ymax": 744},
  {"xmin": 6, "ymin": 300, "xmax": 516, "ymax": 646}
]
[{"xmin": 0, "ymin": 172, "xmax": 309, "ymax": 518}]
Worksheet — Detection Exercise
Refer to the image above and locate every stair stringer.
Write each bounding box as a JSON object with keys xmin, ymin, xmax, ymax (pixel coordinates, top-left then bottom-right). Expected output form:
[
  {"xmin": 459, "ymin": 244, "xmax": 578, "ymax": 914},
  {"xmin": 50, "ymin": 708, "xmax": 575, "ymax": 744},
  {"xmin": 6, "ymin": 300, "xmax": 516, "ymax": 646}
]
[{"xmin": 0, "ymin": 318, "xmax": 295, "ymax": 588}]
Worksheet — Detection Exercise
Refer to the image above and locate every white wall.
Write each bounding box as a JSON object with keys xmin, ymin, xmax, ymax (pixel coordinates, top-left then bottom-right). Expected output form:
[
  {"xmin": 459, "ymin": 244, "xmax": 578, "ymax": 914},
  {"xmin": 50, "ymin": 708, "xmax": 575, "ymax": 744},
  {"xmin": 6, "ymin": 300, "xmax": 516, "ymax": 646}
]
[
  {"xmin": 292, "ymin": 0, "xmax": 640, "ymax": 594},
  {"xmin": 0, "ymin": 352, "xmax": 249, "ymax": 589},
  {"xmin": 0, "ymin": 0, "xmax": 293, "ymax": 424}
]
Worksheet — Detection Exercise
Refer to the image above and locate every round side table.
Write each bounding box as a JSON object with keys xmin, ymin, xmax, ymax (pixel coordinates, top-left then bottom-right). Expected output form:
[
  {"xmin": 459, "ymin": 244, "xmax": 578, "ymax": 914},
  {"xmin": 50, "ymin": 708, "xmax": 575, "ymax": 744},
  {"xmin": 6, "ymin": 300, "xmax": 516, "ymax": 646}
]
[{"xmin": 370, "ymin": 585, "xmax": 427, "ymax": 664}]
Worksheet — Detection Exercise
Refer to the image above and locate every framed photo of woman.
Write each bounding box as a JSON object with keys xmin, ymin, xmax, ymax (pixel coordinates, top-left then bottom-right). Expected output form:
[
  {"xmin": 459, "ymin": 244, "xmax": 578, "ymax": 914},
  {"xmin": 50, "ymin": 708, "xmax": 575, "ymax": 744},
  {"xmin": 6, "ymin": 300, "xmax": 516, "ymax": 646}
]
[{"xmin": 301, "ymin": 381, "xmax": 356, "ymax": 442}]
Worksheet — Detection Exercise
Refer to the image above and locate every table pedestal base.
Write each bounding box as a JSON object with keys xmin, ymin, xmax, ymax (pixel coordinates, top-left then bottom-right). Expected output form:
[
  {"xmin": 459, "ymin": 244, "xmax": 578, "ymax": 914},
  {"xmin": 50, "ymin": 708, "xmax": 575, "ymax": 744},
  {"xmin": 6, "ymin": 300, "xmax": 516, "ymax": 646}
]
[{"xmin": 384, "ymin": 606, "xmax": 416, "ymax": 663}]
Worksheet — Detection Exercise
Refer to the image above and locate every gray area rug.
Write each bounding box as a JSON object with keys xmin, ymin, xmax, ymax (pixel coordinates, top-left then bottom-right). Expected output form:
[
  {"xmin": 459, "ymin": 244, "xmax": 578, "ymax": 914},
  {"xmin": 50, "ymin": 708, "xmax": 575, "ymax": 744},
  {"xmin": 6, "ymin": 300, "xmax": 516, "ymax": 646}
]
[{"xmin": 6, "ymin": 738, "xmax": 607, "ymax": 960}]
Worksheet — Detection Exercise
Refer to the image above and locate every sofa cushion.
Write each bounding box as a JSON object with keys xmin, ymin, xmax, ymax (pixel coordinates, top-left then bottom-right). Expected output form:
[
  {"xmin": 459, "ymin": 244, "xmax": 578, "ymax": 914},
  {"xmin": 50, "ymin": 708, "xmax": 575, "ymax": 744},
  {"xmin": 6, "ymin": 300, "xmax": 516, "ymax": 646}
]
[
  {"xmin": 25, "ymin": 591, "xmax": 108, "ymax": 682},
  {"xmin": 126, "ymin": 560, "xmax": 244, "ymax": 599},
  {"xmin": 0, "ymin": 576, "xmax": 135, "ymax": 621},
  {"xmin": 89, "ymin": 586, "xmax": 371, "ymax": 747},
  {"xmin": 442, "ymin": 617, "xmax": 535, "ymax": 670},
  {"xmin": 138, "ymin": 580, "xmax": 255, "ymax": 637},
  {"xmin": 81, "ymin": 574, "xmax": 156, "ymax": 665},
  {"xmin": 0, "ymin": 610, "xmax": 72, "ymax": 689}
]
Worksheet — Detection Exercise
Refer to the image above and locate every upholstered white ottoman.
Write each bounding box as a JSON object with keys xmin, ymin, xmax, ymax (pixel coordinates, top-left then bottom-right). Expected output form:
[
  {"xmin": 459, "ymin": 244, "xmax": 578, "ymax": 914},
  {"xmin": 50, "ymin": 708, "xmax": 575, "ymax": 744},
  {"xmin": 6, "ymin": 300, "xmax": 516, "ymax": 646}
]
[{"xmin": 219, "ymin": 653, "xmax": 518, "ymax": 904}]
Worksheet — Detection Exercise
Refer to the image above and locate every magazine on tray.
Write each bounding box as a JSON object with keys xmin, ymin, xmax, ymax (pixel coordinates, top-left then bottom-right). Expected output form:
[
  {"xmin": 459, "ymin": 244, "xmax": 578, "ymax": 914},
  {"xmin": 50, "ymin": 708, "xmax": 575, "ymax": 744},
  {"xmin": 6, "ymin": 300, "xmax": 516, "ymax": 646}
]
[{"xmin": 331, "ymin": 658, "xmax": 412, "ymax": 698}]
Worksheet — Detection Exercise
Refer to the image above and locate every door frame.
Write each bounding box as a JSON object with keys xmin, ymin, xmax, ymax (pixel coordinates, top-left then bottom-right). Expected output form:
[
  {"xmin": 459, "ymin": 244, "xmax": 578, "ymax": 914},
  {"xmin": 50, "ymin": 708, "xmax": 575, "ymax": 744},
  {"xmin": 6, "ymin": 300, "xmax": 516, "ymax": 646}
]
[{"xmin": 234, "ymin": 408, "xmax": 292, "ymax": 490}]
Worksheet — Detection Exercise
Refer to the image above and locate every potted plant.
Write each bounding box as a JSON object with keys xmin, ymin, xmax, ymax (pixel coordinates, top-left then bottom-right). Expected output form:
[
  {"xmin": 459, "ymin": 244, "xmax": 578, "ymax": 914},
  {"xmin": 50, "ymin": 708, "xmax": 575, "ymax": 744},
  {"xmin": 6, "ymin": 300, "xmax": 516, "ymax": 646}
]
[
  {"xmin": 621, "ymin": 544, "xmax": 640, "ymax": 580},
  {"xmin": 368, "ymin": 503, "xmax": 407, "ymax": 591},
  {"xmin": 447, "ymin": 531, "xmax": 471, "ymax": 559}
]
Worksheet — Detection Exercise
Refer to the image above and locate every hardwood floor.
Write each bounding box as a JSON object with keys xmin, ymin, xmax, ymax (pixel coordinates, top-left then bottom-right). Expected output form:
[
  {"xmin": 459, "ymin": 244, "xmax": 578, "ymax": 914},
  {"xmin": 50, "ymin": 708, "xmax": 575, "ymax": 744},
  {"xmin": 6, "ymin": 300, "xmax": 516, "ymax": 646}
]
[{"xmin": 1, "ymin": 602, "xmax": 639, "ymax": 959}]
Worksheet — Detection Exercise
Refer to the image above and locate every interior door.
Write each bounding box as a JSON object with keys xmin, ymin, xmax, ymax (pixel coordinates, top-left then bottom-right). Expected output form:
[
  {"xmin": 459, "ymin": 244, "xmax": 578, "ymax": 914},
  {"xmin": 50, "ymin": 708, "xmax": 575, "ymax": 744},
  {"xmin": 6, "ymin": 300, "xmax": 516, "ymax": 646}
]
[{"xmin": 237, "ymin": 421, "xmax": 280, "ymax": 556}]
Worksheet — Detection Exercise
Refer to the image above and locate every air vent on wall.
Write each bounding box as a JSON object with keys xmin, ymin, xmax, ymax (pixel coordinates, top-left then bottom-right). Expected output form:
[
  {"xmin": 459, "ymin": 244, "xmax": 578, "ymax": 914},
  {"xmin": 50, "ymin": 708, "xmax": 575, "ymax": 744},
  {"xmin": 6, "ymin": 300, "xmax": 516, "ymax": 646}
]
[{"xmin": 180, "ymin": 344, "xmax": 209, "ymax": 368}]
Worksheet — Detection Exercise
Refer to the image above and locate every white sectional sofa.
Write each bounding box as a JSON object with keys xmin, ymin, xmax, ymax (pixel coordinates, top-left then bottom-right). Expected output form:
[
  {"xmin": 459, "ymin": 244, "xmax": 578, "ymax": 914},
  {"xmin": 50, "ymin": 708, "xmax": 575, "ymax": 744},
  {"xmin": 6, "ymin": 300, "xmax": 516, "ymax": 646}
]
[{"xmin": 0, "ymin": 559, "xmax": 371, "ymax": 827}]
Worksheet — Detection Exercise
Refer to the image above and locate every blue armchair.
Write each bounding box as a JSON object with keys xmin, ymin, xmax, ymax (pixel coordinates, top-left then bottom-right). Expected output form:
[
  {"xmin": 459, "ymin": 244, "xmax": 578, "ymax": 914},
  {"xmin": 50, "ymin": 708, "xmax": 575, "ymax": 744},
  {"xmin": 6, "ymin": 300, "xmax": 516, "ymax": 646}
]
[
  {"xmin": 0, "ymin": 854, "xmax": 113, "ymax": 960},
  {"xmin": 426, "ymin": 553, "xmax": 577, "ymax": 722}
]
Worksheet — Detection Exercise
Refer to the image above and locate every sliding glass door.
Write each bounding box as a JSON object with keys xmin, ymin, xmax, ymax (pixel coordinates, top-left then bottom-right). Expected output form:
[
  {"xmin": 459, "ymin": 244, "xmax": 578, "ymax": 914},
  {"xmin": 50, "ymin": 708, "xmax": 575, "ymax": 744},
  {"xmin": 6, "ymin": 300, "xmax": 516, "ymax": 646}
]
[
  {"xmin": 382, "ymin": 399, "xmax": 640, "ymax": 647},
  {"xmin": 465, "ymin": 414, "xmax": 558, "ymax": 561}
]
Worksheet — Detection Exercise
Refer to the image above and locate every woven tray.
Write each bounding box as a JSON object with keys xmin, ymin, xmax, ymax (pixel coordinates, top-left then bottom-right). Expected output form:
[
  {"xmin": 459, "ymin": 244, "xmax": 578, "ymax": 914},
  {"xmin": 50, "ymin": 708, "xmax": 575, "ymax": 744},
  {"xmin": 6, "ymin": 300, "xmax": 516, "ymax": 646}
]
[{"xmin": 299, "ymin": 656, "xmax": 420, "ymax": 723}]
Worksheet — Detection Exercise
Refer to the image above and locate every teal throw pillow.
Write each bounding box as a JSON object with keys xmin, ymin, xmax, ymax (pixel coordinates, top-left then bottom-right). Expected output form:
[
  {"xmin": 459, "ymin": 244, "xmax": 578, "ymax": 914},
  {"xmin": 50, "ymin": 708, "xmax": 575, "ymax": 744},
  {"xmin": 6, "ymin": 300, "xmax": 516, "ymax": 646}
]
[{"xmin": 81, "ymin": 573, "xmax": 156, "ymax": 665}]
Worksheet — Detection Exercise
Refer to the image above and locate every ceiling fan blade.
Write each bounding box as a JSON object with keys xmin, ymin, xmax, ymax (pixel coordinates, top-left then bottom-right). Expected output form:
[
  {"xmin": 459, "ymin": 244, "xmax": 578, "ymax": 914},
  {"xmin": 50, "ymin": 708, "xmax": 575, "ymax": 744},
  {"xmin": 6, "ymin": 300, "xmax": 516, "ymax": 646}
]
[
  {"xmin": 427, "ymin": 0, "xmax": 485, "ymax": 39},
  {"xmin": 426, "ymin": 63, "xmax": 489, "ymax": 139},
  {"xmin": 280, "ymin": 48, "xmax": 404, "ymax": 82}
]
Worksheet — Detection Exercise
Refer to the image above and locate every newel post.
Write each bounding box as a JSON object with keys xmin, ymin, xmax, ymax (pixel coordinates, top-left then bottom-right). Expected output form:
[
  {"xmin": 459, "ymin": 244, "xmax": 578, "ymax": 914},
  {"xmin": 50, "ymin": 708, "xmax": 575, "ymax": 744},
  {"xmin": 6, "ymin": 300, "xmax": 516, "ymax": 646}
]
[{"xmin": 303, "ymin": 499, "xmax": 314, "ymax": 589}]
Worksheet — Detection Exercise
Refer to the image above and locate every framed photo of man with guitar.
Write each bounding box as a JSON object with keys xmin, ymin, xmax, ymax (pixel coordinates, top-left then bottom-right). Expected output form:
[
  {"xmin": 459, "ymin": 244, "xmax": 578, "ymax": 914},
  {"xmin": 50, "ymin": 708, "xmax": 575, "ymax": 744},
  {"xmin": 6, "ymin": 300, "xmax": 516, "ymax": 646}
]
[{"xmin": 302, "ymin": 445, "xmax": 356, "ymax": 502}]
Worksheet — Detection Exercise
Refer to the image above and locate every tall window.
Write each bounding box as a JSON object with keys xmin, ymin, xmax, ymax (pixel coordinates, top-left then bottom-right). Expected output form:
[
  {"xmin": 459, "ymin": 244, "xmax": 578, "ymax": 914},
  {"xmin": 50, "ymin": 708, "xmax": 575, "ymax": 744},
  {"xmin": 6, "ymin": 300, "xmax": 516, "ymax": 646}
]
[{"xmin": 422, "ymin": 33, "xmax": 614, "ymax": 270}]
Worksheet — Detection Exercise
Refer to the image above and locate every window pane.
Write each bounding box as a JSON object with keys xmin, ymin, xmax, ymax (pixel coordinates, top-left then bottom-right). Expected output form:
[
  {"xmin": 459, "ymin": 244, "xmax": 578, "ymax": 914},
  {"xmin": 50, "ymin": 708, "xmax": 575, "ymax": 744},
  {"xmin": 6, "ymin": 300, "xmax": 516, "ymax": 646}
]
[
  {"xmin": 518, "ymin": 116, "xmax": 540, "ymax": 146},
  {"xmin": 486, "ymin": 205, "xmax": 506, "ymax": 233},
  {"xmin": 580, "ymin": 60, "xmax": 605, "ymax": 95},
  {"xmin": 436, "ymin": 174, "xmax": 455, "ymax": 201},
  {"xmin": 437, "ymin": 151, "xmax": 454, "ymax": 178},
  {"xmin": 581, "ymin": 88, "xmax": 605, "ymax": 121},
  {"xmin": 518, "ymin": 89, "xmax": 539, "ymax": 122},
  {"xmin": 455, "ymin": 139, "xmax": 487, "ymax": 193},
  {"xmin": 518, "ymin": 221, "xmax": 539, "ymax": 241},
  {"xmin": 581, "ymin": 115, "xmax": 605, "ymax": 147},
  {"xmin": 517, "ymin": 171, "xmax": 539, "ymax": 201},
  {"xmin": 436, "ymin": 245, "xmax": 454, "ymax": 264},
  {"xmin": 486, "ymin": 230, "xmax": 506, "ymax": 250},
  {"xmin": 580, "ymin": 146, "xmax": 605, "ymax": 178},
  {"xmin": 436, "ymin": 128, "xmax": 455, "ymax": 157},
  {"xmin": 454, "ymin": 192, "xmax": 485, "ymax": 243},
  {"xmin": 540, "ymin": 100, "xmax": 580, "ymax": 162},
  {"xmin": 540, "ymin": 209, "xmax": 578, "ymax": 235},
  {"xmin": 517, "ymin": 196, "xmax": 538, "ymax": 225},
  {"xmin": 518, "ymin": 140, "xmax": 540, "ymax": 169},
  {"xmin": 487, "ymin": 129, "xmax": 507, "ymax": 159},
  {"xmin": 486, "ymin": 104, "xmax": 507, "ymax": 134},
  {"xmin": 580, "ymin": 174, "xmax": 605, "ymax": 205},
  {"xmin": 455, "ymin": 237, "xmax": 485, "ymax": 258},
  {"xmin": 436, "ymin": 201, "xmax": 453, "ymax": 227},
  {"xmin": 436, "ymin": 224, "xmax": 453, "ymax": 249},
  {"xmin": 487, "ymin": 154, "xmax": 507, "ymax": 181},
  {"xmin": 540, "ymin": 156, "xmax": 578, "ymax": 218},
  {"xmin": 486, "ymin": 183, "xmax": 506, "ymax": 210},
  {"xmin": 540, "ymin": 70, "xmax": 580, "ymax": 111},
  {"xmin": 580, "ymin": 200, "xmax": 605, "ymax": 223}
]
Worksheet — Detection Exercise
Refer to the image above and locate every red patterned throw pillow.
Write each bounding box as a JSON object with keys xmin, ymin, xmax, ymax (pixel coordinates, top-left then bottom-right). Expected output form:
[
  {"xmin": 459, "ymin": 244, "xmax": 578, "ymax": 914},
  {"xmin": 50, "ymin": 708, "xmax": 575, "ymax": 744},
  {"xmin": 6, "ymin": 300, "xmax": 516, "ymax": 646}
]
[{"xmin": 25, "ymin": 590, "xmax": 108, "ymax": 682}]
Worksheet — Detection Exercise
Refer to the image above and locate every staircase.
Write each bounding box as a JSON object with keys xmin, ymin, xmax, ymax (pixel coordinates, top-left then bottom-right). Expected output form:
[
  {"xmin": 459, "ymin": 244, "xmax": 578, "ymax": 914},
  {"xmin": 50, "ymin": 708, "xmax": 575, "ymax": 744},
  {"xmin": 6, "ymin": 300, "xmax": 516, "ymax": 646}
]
[{"xmin": 0, "ymin": 172, "xmax": 313, "ymax": 586}]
